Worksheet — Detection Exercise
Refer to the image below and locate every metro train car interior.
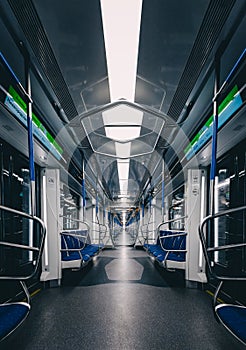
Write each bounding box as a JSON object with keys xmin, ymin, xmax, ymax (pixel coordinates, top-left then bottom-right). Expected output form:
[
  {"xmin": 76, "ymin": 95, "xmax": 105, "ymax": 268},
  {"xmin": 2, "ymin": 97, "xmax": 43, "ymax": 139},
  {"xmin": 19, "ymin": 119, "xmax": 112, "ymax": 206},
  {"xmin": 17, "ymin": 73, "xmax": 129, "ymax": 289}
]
[{"xmin": 0, "ymin": 0, "xmax": 246, "ymax": 348}]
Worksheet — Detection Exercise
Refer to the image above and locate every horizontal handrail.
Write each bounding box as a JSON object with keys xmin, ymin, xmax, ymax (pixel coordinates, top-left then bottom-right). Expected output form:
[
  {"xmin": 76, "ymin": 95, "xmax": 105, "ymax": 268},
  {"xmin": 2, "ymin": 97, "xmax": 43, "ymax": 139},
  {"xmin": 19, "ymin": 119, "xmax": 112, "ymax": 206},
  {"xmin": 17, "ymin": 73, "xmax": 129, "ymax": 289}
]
[
  {"xmin": 199, "ymin": 204, "xmax": 246, "ymax": 281},
  {"xmin": 0, "ymin": 241, "xmax": 39, "ymax": 252},
  {"xmin": 91, "ymin": 221, "xmax": 107, "ymax": 230},
  {"xmin": 60, "ymin": 231, "xmax": 87, "ymax": 240},
  {"xmin": 0, "ymin": 205, "xmax": 46, "ymax": 281},
  {"xmin": 157, "ymin": 217, "xmax": 187, "ymax": 238},
  {"xmin": 160, "ymin": 215, "xmax": 187, "ymax": 225},
  {"xmin": 141, "ymin": 222, "xmax": 154, "ymax": 226},
  {"xmin": 88, "ymin": 220, "xmax": 107, "ymax": 242},
  {"xmin": 160, "ymin": 232, "xmax": 187, "ymax": 239},
  {"xmin": 60, "ymin": 214, "xmax": 90, "ymax": 233},
  {"xmin": 159, "ymin": 231, "xmax": 187, "ymax": 252},
  {"xmin": 60, "ymin": 214, "xmax": 90, "ymax": 226},
  {"xmin": 140, "ymin": 216, "xmax": 187, "ymax": 245},
  {"xmin": 208, "ymin": 242, "xmax": 246, "ymax": 252}
]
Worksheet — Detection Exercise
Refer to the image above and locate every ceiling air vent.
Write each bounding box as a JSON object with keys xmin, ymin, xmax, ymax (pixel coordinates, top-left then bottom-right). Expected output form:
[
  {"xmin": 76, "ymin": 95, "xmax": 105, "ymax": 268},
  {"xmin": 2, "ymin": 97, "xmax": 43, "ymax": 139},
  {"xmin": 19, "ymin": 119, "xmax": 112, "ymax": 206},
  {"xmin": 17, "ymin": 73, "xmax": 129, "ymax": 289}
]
[
  {"xmin": 8, "ymin": 0, "xmax": 78, "ymax": 122},
  {"xmin": 168, "ymin": 0, "xmax": 236, "ymax": 122}
]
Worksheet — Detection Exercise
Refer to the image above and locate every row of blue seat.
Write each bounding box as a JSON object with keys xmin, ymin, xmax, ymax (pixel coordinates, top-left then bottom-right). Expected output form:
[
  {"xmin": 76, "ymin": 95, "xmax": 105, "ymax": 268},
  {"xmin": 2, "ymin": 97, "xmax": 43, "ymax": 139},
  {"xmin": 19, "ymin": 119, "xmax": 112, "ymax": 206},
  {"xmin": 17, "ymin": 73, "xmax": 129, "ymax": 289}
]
[
  {"xmin": 60, "ymin": 230, "xmax": 103, "ymax": 269},
  {"xmin": 143, "ymin": 230, "xmax": 187, "ymax": 269}
]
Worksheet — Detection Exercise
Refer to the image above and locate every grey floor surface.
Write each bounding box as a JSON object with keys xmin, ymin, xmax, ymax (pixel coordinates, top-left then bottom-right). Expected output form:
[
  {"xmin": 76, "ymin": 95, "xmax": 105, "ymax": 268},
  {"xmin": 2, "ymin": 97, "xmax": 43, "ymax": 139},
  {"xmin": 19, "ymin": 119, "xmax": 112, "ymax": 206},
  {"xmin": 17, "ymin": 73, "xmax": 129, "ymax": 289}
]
[{"xmin": 1, "ymin": 247, "xmax": 245, "ymax": 349}]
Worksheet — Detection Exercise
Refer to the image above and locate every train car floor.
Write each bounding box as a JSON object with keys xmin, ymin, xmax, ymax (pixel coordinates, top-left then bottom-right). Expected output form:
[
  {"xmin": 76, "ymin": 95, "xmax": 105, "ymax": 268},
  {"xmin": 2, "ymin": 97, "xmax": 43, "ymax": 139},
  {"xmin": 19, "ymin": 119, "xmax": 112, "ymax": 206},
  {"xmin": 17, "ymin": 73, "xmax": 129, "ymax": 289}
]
[{"xmin": 1, "ymin": 247, "xmax": 245, "ymax": 349}]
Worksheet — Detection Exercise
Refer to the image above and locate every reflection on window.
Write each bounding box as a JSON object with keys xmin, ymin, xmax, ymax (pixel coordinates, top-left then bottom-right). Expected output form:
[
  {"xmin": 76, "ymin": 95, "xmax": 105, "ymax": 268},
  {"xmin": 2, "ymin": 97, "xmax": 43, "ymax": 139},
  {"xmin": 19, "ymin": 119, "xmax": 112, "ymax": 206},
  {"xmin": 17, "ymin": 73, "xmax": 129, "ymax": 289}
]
[
  {"xmin": 214, "ymin": 170, "xmax": 230, "ymax": 266},
  {"xmin": 169, "ymin": 188, "xmax": 185, "ymax": 230},
  {"xmin": 60, "ymin": 185, "xmax": 79, "ymax": 230}
]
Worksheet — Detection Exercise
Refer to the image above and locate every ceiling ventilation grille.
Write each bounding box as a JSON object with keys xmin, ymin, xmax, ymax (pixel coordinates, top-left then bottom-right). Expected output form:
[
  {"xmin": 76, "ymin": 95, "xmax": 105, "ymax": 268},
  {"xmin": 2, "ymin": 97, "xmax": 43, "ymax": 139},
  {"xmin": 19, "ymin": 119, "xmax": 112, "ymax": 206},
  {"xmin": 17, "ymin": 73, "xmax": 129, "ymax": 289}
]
[
  {"xmin": 168, "ymin": 0, "xmax": 236, "ymax": 121},
  {"xmin": 8, "ymin": 0, "xmax": 78, "ymax": 121}
]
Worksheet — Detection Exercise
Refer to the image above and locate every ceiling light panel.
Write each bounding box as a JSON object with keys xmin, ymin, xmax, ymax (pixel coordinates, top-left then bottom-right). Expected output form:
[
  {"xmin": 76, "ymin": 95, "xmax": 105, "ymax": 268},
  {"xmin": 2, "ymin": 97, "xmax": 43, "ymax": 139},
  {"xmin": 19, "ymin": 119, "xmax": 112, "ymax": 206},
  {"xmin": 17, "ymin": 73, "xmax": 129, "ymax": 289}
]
[
  {"xmin": 100, "ymin": 0, "xmax": 143, "ymax": 102},
  {"xmin": 115, "ymin": 142, "xmax": 131, "ymax": 158},
  {"xmin": 102, "ymin": 105, "xmax": 143, "ymax": 125},
  {"xmin": 117, "ymin": 160, "xmax": 130, "ymax": 180},
  {"xmin": 105, "ymin": 126, "xmax": 141, "ymax": 141}
]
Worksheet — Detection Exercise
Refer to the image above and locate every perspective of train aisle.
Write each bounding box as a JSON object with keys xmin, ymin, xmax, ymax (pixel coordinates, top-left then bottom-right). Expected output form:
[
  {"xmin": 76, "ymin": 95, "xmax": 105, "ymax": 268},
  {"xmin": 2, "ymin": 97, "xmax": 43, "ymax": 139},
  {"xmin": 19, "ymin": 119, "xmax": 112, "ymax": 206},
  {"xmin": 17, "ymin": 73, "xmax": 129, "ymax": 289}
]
[
  {"xmin": 1, "ymin": 245, "xmax": 245, "ymax": 349},
  {"xmin": 0, "ymin": 0, "xmax": 246, "ymax": 349}
]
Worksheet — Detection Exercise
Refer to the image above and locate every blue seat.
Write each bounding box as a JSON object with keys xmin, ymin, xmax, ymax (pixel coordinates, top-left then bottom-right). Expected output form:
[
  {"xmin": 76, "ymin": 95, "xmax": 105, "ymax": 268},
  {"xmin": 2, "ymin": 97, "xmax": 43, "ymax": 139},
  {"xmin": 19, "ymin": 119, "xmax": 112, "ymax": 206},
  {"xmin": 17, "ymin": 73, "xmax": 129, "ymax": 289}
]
[
  {"xmin": 198, "ymin": 206, "xmax": 246, "ymax": 346},
  {"xmin": 0, "ymin": 303, "xmax": 30, "ymax": 341},
  {"xmin": 144, "ymin": 230, "xmax": 187, "ymax": 269},
  {"xmin": 215, "ymin": 304, "xmax": 246, "ymax": 344},
  {"xmin": 0, "ymin": 205, "xmax": 46, "ymax": 342},
  {"xmin": 60, "ymin": 230, "xmax": 103, "ymax": 269}
]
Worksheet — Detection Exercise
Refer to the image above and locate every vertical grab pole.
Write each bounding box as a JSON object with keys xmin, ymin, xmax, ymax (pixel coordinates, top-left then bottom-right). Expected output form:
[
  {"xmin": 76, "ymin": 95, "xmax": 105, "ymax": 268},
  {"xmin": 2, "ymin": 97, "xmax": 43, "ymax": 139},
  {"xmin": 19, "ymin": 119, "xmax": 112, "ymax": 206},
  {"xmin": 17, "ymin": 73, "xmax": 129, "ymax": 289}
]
[
  {"xmin": 210, "ymin": 56, "xmax": 220, "ymax": 216},
  {"xmin": 103, "ymin": 194, "xmax": 105, "ymax": 225},
  {"xmin": 141, "ymin": 197, "xmax": 144, "ymax": 220},
  {"xmin": 25, "ymin": 56, "xmax": 35, "ymax": 216},
  {"xmin": 161, "ymin": 158, "xmax": 165, "ymax": 219},
  {"xmin": 96, "ymin": 183, "xmax": 99, "ymax": 243},
  {"xmin": 81, "ymin": 157, "xmax": 86, "ymax": 220},
  {"xmin": 96, "ymin": 182, "xmax": 99, "ymax": 218}
]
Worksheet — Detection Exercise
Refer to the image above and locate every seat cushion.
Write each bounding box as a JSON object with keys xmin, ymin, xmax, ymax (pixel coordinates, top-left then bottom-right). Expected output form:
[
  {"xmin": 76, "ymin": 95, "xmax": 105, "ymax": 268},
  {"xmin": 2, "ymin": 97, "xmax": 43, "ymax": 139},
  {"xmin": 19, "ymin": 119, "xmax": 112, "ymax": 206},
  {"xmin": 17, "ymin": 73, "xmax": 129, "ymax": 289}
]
[
  {"xmin": 0, "ymin": 302, "xmax": 30, "ymax": 341},
  {"xmin": 216, "ymin": 304, "xmax": 246, "ymax": 344}
]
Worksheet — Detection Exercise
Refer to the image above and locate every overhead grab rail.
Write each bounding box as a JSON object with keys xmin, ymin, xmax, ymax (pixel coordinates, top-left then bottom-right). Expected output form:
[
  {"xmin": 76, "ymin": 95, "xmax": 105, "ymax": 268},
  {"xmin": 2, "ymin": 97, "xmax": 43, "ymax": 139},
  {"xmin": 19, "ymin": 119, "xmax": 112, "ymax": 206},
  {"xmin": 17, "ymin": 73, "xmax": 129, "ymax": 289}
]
[{"xmin": 199, "ymin": 205, "xmax": 246, "ymax": 346}]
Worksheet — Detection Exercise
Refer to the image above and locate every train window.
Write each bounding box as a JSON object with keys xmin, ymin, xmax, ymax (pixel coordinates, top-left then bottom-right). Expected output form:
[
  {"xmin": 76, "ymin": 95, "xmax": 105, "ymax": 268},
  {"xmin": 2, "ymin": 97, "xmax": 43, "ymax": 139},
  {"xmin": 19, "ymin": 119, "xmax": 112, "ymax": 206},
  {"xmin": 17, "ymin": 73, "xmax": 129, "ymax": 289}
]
[
  {"xmin": 214, "ymin": 140, "xmax": 246, "ymax": 274},
  {"xmin": 169, "ymin": 187, "xmax": 185, "ymax": 230},
  {"xmin": 0, "ymin": 139, "xmax": 40, "ymax": 213},
  {"xmin": 61, "ymin": 185, "xmax": 79, "ymax": 230},
  {"xmin": 214, "ymin": 168, "xmax": 230, "ymax": 266},
  {"xmin": 0, "ymin": 139, "xmax": 41, "ymax": 273}
]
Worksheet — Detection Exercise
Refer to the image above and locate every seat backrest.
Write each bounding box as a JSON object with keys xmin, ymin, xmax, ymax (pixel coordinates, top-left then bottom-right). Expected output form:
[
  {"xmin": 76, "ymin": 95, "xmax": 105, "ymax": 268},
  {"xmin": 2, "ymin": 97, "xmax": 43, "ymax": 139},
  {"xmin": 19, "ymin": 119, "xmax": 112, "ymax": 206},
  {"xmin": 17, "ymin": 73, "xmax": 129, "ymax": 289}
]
[
  {"xmin": 159, "ymin": 230, "xmax": 187, "ymax": 252},
  {"xmin": 61, "ymin": 233, "xmax": 84, "ymax": 258},
  {"xmin": 172, "ymin": 233, "xmax": 186, "ymax": 250},
  {"xmin": 160, "ymin": 230, "xmax": 175, "ymax": 250}
]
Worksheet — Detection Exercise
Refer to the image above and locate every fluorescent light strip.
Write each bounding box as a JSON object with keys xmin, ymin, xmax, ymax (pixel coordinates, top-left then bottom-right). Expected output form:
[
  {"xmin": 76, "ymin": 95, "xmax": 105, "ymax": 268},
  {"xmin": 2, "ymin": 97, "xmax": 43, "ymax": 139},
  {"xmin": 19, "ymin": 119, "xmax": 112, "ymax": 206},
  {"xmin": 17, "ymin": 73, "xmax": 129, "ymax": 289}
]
[
  {"xmin": 42, "ymin": 175, "xmax": 48, "ymax": 266},
  {"xmin": 115, "ymin": 142, "xmax": 131, "ymax": 158},
  {"xmin": 105, "ymin": 126, "xmax": 140, "ymax": 141},
  {"xmin": 102, "ymin": 105, "xmax": 143, "ymax": 125},
  {"xmin": 199, "ymin": 175, "xmax": 205, "ymax": 268},
  {"xmin": 100, "ymin": 0, "xmax": 143, "ymax": 102},
  {"xmin": 117, "ymin": 160, "xmax": 129, "ymax": 179},
  {"xmin": 117, "ymin": 160, "xmax": 129, "ymax": 193},
  {"xmin": 119, "ymin": 180, "xmax": 128, "ymax": 193}
]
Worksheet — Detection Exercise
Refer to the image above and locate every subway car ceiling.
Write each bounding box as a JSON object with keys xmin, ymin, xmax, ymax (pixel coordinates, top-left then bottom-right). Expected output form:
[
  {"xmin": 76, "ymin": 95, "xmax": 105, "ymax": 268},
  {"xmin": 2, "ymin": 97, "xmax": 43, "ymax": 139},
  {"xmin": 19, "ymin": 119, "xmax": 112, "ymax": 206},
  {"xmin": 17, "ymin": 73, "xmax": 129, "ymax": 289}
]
[{"xmin": 0, "ymin": 0, "xmax": 245, "ymax": 211}]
